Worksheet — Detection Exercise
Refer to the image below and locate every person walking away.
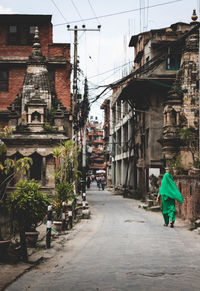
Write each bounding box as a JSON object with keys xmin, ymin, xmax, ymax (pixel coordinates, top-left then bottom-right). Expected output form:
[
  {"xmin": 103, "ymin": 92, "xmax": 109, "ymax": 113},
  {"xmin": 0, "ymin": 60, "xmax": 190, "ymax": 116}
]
[
  {"xmin": 86, "ymin": 176, "xmax": 91, "ymax": 189},
  {"xmin": 101, "ymin": 176, "xmax": 106, "ymax": 190},
  {"xmin": 97, "ymin": 177, "xmax": 101, "ymax": 190},
  {"xmin": 156, "ymin": 173, "xmax": 183, "ymax": 228}
]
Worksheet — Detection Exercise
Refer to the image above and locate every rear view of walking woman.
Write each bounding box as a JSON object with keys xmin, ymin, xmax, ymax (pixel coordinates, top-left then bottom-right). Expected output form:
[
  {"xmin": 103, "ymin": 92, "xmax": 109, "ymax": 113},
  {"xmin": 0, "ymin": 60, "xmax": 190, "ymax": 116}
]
[{"xmin": 157, "ymin": 173, "xmax": 183, "ymax": 228}]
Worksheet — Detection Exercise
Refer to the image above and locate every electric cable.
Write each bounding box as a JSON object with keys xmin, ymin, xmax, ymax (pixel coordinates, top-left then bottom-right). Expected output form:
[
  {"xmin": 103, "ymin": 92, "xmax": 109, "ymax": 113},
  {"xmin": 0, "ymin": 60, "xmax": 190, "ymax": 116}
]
[
  {"xmin": 54, "ymin": 0, "xmax": 183, "ymax": 26},
  {"xmin": 50, "ymin": 0, "xmax": 69, "ymax": 23},
  {"xmin": 87, "ymin": 0, "xmax": 101, "ymax": 25},
  {"xmin": 70, "ymin": 0, "xmax": 84, "ymax": 22}
]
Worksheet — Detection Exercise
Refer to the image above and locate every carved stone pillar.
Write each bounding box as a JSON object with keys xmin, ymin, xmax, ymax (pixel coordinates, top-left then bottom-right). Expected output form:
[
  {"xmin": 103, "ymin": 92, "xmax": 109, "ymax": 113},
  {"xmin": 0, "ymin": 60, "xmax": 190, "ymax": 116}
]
[{"xmin": 41, "ymin": 156, "xmax": 46, "ymax": 186}]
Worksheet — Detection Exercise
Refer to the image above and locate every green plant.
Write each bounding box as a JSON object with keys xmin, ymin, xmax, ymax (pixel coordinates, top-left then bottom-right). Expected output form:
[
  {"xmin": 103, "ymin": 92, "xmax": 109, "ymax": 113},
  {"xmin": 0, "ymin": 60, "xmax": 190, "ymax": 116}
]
[
  {"xmin": 179, "ymin": 127, "xmax": 198, "ymax": 165},
  {"xmin": 43, "ymin": 122, "xmax": 57, "ymax": 133},
  {"xmin": 166, "ymin": 155, "xmax": 185, "ymax": 175},
  {"xmin": 193, "ymin": 158, "xmax": 200, "ymax": 169},
  {"xmin": 6, "ymin": 179, "xmax": 50, "ymax": 261},
  {"xmin": 53, "ymin": 181, "xmax": 75, "ymax": 219},
  {"xmin": 15, "ymin": 124, "xmax": 30, "ymax": 132},
  {"xmin": 53, "ymin": 140, "xmax": 80, "ymax": 184},
  {"xmin": 7, "ymin": 179, "xmax": 50, "ymax": 231},
  {"xmin": 0, "ymin": 126, "xmax": 33, "ymax": 202}
]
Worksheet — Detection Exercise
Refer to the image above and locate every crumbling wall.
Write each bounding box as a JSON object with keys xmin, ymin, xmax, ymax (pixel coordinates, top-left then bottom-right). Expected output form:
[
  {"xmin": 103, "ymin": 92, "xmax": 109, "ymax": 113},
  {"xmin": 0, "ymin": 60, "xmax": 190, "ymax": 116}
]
[{"xmin": 174, "ymin": 175, "xmax": 200, "ymax": 221}]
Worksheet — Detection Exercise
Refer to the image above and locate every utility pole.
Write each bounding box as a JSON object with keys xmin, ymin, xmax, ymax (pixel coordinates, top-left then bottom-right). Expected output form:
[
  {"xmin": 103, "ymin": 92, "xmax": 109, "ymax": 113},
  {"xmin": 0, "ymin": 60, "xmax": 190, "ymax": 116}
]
[
  {"xmin": 67, "ymin": 24, "xmax": 101, "ymax": 141},
  {"xmin": 67, "ymin": 24, "xmax": 101, "ymax": 191}
]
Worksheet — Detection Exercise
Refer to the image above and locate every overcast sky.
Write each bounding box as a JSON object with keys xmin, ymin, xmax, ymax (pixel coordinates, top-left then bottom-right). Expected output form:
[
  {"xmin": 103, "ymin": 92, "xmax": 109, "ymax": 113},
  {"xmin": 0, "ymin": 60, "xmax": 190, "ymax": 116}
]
[{"xmin": 0, "ymin": 0, "xmax": 199, "ymax": 119}]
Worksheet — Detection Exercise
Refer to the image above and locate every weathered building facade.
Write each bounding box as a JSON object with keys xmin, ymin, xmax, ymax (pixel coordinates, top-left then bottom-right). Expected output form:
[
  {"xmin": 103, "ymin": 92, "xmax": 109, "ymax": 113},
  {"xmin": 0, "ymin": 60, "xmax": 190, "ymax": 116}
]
[
  {"xmin": 0, "ymin": 14, "xmax": 71, "ymax": 130},
  {"xmin": 110, "ymin": 11, "xmax": 199, "ymax": 197},
  {"xmin": 1, "ymin": 15, "xmax": 72, "ymax": 192},
  {"xmin": 101, "ymin": 98, "xmax": 111, "ymax": 186},
  {"xmin": 87, "ymin": 117, "xmax": 105, "ymax": 174}
]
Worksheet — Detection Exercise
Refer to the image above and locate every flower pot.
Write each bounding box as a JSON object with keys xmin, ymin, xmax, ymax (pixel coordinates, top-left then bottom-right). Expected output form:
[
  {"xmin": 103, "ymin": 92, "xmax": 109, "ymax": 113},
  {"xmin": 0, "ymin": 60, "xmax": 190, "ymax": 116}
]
[
  {"xmin": 53, "ymin": 221, "xmax": 62, "ymax": 232},
  {"xmin": 25, "ymin": 231, "xmax": 39, "ymax": 247}
]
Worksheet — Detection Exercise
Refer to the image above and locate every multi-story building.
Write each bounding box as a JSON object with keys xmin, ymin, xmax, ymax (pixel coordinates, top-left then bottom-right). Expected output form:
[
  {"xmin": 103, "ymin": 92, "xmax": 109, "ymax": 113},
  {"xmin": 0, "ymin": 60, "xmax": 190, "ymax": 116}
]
[
  {"xmin": 0, "ymin": 14, "xmax": 71, "ymax": 134},
  {"xmin": 1, "ymin": 14, "xmax": 72, "ymax": 192},
  {"xmin": 110, "ymin": 11, "xmax": 198, "ymax": 196},
  {"xmin": 87, "ymin": 117, "xmax": 105, "ymax": 175},
  {"xmin": 101, "ymin": 98, "xmax": 111, "ymax": 186}
]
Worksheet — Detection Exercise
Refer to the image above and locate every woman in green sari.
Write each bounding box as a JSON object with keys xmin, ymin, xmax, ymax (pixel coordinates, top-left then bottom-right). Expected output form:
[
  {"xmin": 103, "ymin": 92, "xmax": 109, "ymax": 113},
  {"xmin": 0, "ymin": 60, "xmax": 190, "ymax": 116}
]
[{"xmin": 157, "ymin": 173, "xmax": 183, "ymax": 228}]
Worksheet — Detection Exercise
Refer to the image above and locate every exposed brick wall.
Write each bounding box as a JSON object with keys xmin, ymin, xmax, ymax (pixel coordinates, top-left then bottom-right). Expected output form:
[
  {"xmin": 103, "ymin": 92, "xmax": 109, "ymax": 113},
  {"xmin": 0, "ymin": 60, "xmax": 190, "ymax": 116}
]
[
  {"xmin": 0, "ymin": 18, "xmax": 71, "ymax": 115},
  {"xmin": 55, "ymin": 67, "xmax": 71, "ymax": 109},
  {"xmin": 0, "ymin": 67, "xmax": 26, "ymax": 111},
  {"xmin": 174, "ymin": 176, "xmax": 200, "ymax": 221},
  {"xmin": 48, "ymin": 44, "xmax": 70, "ymax": 60}
]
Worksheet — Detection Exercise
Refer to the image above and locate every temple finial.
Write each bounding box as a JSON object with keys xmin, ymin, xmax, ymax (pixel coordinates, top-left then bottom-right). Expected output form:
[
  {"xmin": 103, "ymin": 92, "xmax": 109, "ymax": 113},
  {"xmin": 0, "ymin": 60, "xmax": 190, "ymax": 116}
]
[
  {"xmin": 29, "ymin": 26, "xmax": 45, "ymax": 62},
  {"xmin": 191, "ymin": 9, "xmax": 198, "ymax": 24}
]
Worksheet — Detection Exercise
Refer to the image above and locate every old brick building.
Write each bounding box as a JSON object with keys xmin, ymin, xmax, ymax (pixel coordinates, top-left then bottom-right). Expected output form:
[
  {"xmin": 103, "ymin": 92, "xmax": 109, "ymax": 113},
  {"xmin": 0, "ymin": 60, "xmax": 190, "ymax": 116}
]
[
  {"xmin": 1, "ymin": 14, "xmax": 72, "ymax": 192},
  {"xmin": 0, "ymin": 14, "xmax": 71, "ymax": 128},
  {"xmin": 87, "ymin": 117, "xmax": 105, "ymax": 174},
  {"xmin": 110, "ymin": 10, "xmax": 200, "ymax": 198}
]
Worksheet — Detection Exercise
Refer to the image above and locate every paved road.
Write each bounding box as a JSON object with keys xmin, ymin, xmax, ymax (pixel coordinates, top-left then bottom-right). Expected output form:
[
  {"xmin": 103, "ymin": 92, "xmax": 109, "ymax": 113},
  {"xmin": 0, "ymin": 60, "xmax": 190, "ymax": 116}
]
[{"xmin": 6, "ymin": 184, "xmax": 200, "ymax": 291}]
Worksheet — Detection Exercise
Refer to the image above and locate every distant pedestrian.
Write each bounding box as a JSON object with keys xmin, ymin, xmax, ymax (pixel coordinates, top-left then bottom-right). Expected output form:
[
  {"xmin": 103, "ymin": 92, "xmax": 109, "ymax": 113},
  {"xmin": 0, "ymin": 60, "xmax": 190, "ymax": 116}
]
[
  {"xmin": 156, "ymin": 173, "xmax": 183, "ymax": 228},
  {"xmin": 101, "ymin": 176, "xmax": 106, "ymax": 190},
  {"xmin": 97, "ymin": 177, "xmax": 101, "ymax": 190},
  {"xmin": 86, "ymin": 176, "xmax": 91, "ymax": 189}
]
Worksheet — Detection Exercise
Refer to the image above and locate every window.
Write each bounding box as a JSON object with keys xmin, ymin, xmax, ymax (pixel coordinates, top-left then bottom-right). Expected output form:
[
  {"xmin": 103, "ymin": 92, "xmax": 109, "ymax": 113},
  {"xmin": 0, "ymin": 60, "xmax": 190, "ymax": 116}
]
[
  {"xmin": 166, "ymin": 47, "xmax": 181, "ymax": 70},
  {"xmin": 0, "ymin": 71, "xmax": 8, "ymax": 91},
  {"xmin": 8, "ymin": 25, "xmax": 17, "ymax": 45},
  {"xmin": 8, "ymin": 25, "xmax": 38, "ymax": 45}
]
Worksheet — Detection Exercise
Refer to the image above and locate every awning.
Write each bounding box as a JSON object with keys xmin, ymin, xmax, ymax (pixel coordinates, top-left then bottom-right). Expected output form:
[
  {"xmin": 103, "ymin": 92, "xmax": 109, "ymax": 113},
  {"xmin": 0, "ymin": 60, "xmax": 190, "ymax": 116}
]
[{"xmin": 6, "ymin": 147, "xmax": 53, "ymax": 157}]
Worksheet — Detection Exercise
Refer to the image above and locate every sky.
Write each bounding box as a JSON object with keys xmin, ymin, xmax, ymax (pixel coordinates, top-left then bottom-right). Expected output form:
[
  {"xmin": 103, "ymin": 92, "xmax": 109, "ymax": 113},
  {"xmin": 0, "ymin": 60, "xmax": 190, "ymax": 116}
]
[{"xmin": 0, "ymin": 0, "xmax": 199, "ymax": 120}]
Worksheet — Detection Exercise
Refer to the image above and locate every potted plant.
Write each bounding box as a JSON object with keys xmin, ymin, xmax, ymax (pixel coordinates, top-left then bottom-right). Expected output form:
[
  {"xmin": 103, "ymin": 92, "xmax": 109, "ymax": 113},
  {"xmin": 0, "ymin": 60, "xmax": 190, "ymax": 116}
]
[
  {"xmin": 6, "ymin": 179, "xmax": 50, "ymax": 261},
  {"xmin": 52, "ymin": 181, "xmax": 75, "ymax": 231}
]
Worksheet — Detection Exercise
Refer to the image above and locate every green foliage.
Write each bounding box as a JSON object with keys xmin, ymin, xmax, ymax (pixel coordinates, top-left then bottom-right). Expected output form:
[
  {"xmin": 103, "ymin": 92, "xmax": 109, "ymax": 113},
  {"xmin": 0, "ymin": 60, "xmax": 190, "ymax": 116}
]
[
  {"xmin": 166, "ymin": 155, "xmax": 186, "ymax": 175},
  {"xmin": 53, "ymin": 181, "xmax": 75, "ymax": 219},
  {"xmin": 55, "ymin": 181, "xmax": 74, "ymax": 202},
  {"xmin": 179, "ymin": 127, "xmax": 198, "ymax": 164},
  {"xmin": 0, "ymin": 157, "xmax": 32, "ymax": 175},
  {"xmin": 15, "ymin": 124, "xmax": 30, "ymax": 132},
  {"xmin": 53, "ymin": 140, "xmax": 80, "ymax": 184},
  {"xmin": 0, "ymin": 142, "xmax": 6, "ymax": 156},
  {"xmin": 43, "ymin": 122, "xmax": 57, "ymax": 133},
  {"xmin": 6, "ymin": 180, "xmax": 50, "ymax": 231},
  {"xmin": 193, "ymin": 158, "xmax": 200, "ymax": 169},
  {"xmin": 53, "ymin": 140, "xmax": 80, "ymax": 218}
]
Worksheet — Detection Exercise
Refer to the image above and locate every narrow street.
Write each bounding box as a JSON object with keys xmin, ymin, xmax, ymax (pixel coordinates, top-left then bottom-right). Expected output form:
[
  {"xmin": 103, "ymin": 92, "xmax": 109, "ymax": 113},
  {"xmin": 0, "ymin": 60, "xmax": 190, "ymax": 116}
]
[{"xmin": 6, "ymin": 184, "xmax": 200, "ymax": 291}]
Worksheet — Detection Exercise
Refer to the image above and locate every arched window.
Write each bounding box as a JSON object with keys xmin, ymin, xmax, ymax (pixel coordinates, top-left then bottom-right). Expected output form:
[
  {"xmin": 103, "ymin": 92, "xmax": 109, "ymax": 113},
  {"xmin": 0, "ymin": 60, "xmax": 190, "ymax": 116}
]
[
  {"xmin": 30, "ymin": 152, "xmax": 42, "ymax": 181},
  {"xmin": 31, "ymin": 111, "xmax": 41, "ymax": 123}
]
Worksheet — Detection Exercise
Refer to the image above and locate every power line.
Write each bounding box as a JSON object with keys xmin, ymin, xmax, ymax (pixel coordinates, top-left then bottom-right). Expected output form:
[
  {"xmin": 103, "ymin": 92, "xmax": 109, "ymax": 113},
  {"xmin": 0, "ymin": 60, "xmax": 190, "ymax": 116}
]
[
  {"xmin": 54, "ymin": 0, "xmax": 183, "ymax": 26},
  {"xmin": 87, "ymin": 0, "xmax": 101, "ymax": 25},
  {"xmin": 88, "ymin": 60, "xmax": 133, "ymax": 80},
  {"xmin": 50, "ymin": 0, "xmax": 69, "ymax": 23},
  {"xmin": 70, "ymin": 0, "xmax": 84, "ymax": 22}
]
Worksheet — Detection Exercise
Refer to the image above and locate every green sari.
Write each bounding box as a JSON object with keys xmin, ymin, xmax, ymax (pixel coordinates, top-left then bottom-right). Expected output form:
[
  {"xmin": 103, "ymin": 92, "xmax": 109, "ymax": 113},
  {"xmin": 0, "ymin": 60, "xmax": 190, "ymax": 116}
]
[{"xmin": 158, "ymin": 173, "xmax": 183, "ymax": 225}]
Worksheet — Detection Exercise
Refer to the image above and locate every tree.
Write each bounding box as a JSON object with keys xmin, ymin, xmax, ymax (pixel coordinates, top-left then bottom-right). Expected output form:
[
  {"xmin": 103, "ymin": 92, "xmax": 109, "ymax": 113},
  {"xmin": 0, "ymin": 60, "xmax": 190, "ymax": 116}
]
[
  {"xmin": 0, "ymin": 126, "xmax": 32, "ymax": 203},
  {"xmin": 53, "ymin": 140, "xmax": 80, "ymax": 184}
]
